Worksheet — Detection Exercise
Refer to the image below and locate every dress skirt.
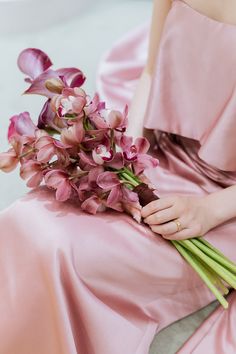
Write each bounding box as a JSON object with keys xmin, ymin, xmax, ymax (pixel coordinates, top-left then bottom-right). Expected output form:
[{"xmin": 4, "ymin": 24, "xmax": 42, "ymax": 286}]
[{"xmin": 1, "ymin": 23, "xmax": 236, "ymax": 354}]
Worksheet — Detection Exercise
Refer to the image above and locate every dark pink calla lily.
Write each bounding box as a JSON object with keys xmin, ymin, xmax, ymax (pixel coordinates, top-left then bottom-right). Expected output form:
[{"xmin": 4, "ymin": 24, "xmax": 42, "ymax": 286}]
[
  {"xmin": 17, "ymin": 48, "xmax": 86, "ymax": 98},
  {"xmin": 20, "ymin": 160, "xmax": 45, "ymax": 188},
  {"xmin": 38, "ymin": 99, "xmax": 58, "ymax": 130},
  {"xmin": 44, "ymin": 169, "xmax": 77, "ymax": 202},
  {"xmin": 17, "ymin": 48, "xmax": 53, "ymax": 81},
  {"xmin": 8, "ymin": 112, "xmax": 36, "ymax": 141},
  {"xmin": 56, "ymin": 68, "xmax": 86, "ymax": 88}
]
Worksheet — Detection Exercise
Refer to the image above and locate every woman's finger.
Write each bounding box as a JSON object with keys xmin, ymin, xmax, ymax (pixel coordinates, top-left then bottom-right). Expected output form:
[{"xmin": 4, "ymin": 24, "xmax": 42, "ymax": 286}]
[
  {"xmin": 150, "ymin": 218, "xmax": 185, "ymax": 235},
  {"xmin": 141, "ymin": 197, "xmax": 175, "ymax": 218},
  {"xmin": 162, "ymin": 228, "xmax": 195, "ymax": 240},
  {"xmin": 144, "ymin": 206, "xmax": 178, "ymax": 225}
]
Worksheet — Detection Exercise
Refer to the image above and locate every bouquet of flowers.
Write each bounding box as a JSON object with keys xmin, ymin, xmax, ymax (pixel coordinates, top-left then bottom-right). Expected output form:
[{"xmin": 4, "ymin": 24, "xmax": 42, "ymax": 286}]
[{"xmin": 1, "ymin": 48, "xmax": 236, "ymax": 309}]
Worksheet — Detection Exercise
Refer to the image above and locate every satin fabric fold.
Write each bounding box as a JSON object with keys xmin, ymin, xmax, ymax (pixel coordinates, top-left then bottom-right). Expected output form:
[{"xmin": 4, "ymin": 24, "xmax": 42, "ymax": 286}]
[
  {"xmin": 177, "ymin": 291, "xmax": 236, "ymax": 354},
  {"xmin": 144, "ymin": 0, "xmax": 236, "ymax": 171}
]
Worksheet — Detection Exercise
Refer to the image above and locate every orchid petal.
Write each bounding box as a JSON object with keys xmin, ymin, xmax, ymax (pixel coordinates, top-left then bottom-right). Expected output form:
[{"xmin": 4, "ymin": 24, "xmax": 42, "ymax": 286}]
[
  {"xmin": 78, "ymin": 151, "xmax": 97, "ymax": 166},
  {"xmin": 38, "ymin": 99, "xmax": 56, "ymax": 129},
  {"xmin": 17, "ymin": 48, "xmax": 53, "ymax": 80},
  {"xmin": 88, "ymin": 166, "xmax": 104, "ymax": 184},
  {"xmin": 81, "ymin": 195, "xmax": 101, "ymax": 215},
  {"xmin": 37, "ymin": 145, "xmax": 55, "ymax": 163},
  {"xmin": 135, "ymin": 137, "xmax": 150, "ymax": 154},
  {"xmin": 20, "ymin": 160, "xmax": 41, "ymax": 180},
  {"xmin": 26, "ymin": 172, "xmax": 43, "ymax": 188},
  {"xmin": 106, "ymin": 152, "xmax": 124, "ymax": 169},
  {"xmin": 119, "ymin": 135, "xmax": 133, "ymax": 150},
  {"xmin": 107, "ymin": 185, "xmax": 122, "ymax": 206},
  {"xmin": 122, "ymin": 186, "xmax": 139, "ymax": 203},
  {"xmin": 24, "ymin": 69, "xmax": 60, "ymax": 97},
  {"xmin": 56, "ymin": 68, "xmax": 86, "ymax": 87},
  {"xmin": 61, "ymin": 120, "xmax": 84, "ymax": 146},
  {"xmin": 8, "ymin": 112, "xmax": 36, "ymax": 141},
  {"xmin": 134, "ymin": 154, "xmax": 159, "ymax": 175},
  {"xmin": 55, "ymin": 179, "xmax": 72, "ymax": 201},
  {"xmin": 96, "ymin": 171, "xmax": 120, "ymax": 190},
  {"xmin": 108, "ymin": 110, "xmax": 123, "ymax": 129},
  {"xmin": 0, "ymin": 149, "xmax": 18, "ymax": 172}
]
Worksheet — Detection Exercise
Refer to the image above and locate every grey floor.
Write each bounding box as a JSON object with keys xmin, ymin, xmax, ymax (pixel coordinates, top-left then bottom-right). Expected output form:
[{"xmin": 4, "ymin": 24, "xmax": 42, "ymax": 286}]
[{"xmin": 0, "ymin": 1, "xmax": 218, "ymax": 352}]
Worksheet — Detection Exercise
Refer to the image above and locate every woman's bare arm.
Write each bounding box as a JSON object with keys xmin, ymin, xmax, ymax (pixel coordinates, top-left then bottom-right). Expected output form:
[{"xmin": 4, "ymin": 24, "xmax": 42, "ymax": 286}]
[
  {"xmin": 146, "ymin": 0, "xmax": 172, "ymax": 75},
  {"xmin": 127, "ymin": 0, "xmax": 172, "ymax": 140}
]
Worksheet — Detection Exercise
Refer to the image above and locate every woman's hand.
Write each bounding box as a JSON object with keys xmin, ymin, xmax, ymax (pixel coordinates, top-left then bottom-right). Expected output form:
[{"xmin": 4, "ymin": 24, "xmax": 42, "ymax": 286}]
[{"xmin": 141, "ymin": 195, "xmax": 218, "ymax": 240}]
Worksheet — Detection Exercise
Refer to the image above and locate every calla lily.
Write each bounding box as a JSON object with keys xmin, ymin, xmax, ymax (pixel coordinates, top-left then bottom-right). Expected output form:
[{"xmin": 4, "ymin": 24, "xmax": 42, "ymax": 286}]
[
  {"xmin": 17, "ymin": 48, "xmax": 86, "ymax": 98},
  {"xmin": 44, "ymin": 169, "xmax": 77, "ymax": 202},
  {"xmin": 8, "ymin": 112, "xmax": 36, "ymax": 141},
  {"xmin": 38, "ymin": 99, "xmax": 62, "ymax": 131},
  {"xmin": 17, "ymin": 48, "xmax": 53, "ymax": 81}
]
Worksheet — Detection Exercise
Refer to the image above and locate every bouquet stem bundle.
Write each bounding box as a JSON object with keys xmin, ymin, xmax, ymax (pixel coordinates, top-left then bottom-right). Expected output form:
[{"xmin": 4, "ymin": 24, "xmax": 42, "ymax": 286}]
[{"xmin": 132, "ymin": 181, "xmax": 236, "ymax": 309}]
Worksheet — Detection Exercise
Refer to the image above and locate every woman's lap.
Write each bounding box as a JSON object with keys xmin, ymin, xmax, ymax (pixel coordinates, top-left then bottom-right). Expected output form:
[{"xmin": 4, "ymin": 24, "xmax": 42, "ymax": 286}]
[{"xmin": 0, "ymin": 156, "xmax": 234, "ymax": 353}]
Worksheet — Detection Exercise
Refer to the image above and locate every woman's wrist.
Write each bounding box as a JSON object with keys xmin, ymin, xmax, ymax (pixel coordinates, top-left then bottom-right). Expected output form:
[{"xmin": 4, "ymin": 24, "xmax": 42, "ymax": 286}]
[{"xmin": 204, "ymin": 185, "xmax": 236, "ymax": 229}]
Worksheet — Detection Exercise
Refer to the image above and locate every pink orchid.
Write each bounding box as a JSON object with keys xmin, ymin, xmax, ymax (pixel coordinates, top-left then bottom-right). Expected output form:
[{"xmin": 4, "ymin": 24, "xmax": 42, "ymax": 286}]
[
  {"xmin": 96, "ymin": 171, "xmax": 139, "ymax": 210},
  {"xmin": 80, "ymin": 195, "xmax": 105, "ymax": 214},
  {"xmin": 0, "ymin": 148, "xmax": 19, "ymax": 172},
  {"xmin": 35, "ymin": 136, "xmax": 69, "ymax": 164},
  {"xmin": 0, "ymin": 135, "xmax": 36, "ymax": 172},
  {"xmin": 92, "ymin": 144, "xmax": 113, "ymax": 165},
  {"xmin": 51, "ymin": 87, "xmax": 87, "ymax": 118},
  {"xmin": 60, "ymin": 120, "xmax": 85, "ymax": 147},
  {"xmin": 77, "ymin": 166, "xmax": 104, "ymax": 201},
  {"xmin": 107, "ymin": 105, "xmax": 128, "ymax": 131},
  {"xmin": 8, "ymin": 112, "xmax": 36, "ymax": 141},
  {"xmin": 17, "ymin": 48, "xmax": 86, "ymax": 98},
  {"xmin": 20, "ymin": 160, "xmax": 46, "ymax": 188},
  {"xmin": 44, "ymin": 169, "xmax": 77, "ymax": 202},
  {"xmin": 89, "ymin": 105, "xmax": 128, "ymax": 132},
  {"xmin": 120, "ymin": 136, "xmax": 159, "ymax": 174}
]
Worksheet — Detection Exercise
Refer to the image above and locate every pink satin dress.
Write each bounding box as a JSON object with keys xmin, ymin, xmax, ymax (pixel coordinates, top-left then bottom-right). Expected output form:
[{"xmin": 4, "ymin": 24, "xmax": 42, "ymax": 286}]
[{"xmin": 1, "ymin": 0, "xmax": 236, "ymax": 353}]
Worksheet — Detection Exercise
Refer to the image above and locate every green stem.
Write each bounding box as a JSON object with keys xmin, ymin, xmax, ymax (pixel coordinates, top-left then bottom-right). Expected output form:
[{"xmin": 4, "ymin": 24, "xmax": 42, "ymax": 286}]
[
  {"xmin": 199, "ymin": 237, "xmax": 236, "ymax": 264},
  {"xmin": 191, "ymin": 238, "xmax": 236, "ymax": 274},
  {"xmin": 172, "ymin": 240, "xmax": 228, "ymax": 309},
  {"xmin": 122, "ymin": 167, "xmax": 141, "ymax": 183},
  {"xmin": 179, "ymin": 239, "xmax": 236, "ymax": 289},
  {"xmin": 119, "ymin": 172, "xmax": 140, "ymax": 187}
]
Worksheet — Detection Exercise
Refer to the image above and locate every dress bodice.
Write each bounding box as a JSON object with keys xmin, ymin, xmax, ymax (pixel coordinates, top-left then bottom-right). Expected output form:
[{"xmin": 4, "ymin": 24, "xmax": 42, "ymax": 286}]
[{"xmin": 144, "ymin": 0, "xmax": 236, "ymax": 171}]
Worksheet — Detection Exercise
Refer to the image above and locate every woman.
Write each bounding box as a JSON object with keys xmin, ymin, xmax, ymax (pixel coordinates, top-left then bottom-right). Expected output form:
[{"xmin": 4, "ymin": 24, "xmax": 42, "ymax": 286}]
[{"xmin": 0, "ymin": 0, "xmax": 236, "ymax": 353}]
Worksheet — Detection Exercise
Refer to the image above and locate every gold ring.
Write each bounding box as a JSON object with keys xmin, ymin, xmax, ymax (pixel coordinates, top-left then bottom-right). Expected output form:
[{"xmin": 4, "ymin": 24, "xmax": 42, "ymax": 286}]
[{"xmin": 174, "ymin": 219, "xmax": 182, "ymax": 232}]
